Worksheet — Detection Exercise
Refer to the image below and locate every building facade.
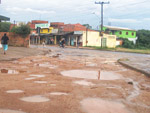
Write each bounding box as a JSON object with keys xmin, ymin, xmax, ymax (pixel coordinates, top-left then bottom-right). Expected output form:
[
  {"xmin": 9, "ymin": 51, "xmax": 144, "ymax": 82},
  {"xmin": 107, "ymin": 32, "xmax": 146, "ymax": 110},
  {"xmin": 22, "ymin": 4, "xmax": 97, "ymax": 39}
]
[{"xmin": 103, "ymin": 26, "xmax": 137, "ymax": 44}]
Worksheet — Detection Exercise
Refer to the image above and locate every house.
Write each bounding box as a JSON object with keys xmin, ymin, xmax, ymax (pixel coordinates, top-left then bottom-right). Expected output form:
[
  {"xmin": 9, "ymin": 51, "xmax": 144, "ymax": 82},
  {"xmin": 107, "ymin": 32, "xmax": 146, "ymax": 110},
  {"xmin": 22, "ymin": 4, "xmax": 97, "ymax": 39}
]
[
  {"xmin": 29, "ymin": 20, "xmax": 53, "ymax": 45},
  {"xmin": 103, "ymin": 26, "xmax": 137, "ymax": 44},
  {"xmin": 50, "ymin": 23, "xmax": 116, "ymax": 48},
  {"xmin": 35, "ymin": 23, "xmax": 53, "ymax": 34}
]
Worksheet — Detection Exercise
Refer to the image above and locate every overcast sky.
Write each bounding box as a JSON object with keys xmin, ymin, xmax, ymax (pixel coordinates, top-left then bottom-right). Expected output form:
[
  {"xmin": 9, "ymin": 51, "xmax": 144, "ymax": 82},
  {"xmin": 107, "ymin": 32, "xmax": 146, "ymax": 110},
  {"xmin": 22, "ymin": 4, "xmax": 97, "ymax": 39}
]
[{"xmin": 0, "ymin": 0, "xmax": 150, "ymax": 30}]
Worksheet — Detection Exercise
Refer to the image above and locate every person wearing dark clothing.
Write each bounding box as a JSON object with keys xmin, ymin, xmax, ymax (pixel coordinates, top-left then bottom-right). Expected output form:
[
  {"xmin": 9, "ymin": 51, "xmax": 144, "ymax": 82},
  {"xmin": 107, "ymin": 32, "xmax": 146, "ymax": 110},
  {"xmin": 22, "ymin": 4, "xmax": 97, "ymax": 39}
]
[
  {"xmin": 61, "ymin": 38, "xmax": 65, "ymax": 48},
  {"xmin": 1, "ymin": 33, "xmax": 9, "ymax": 55}
]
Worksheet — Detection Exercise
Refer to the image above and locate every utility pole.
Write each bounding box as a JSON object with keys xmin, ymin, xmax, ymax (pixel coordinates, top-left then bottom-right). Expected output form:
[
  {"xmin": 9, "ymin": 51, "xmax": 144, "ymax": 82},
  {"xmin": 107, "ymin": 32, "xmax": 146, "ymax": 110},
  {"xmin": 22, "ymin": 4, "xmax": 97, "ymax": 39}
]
[{"xmin": 95, "ymin": 1, "xmax": 109, "ymax": 33}]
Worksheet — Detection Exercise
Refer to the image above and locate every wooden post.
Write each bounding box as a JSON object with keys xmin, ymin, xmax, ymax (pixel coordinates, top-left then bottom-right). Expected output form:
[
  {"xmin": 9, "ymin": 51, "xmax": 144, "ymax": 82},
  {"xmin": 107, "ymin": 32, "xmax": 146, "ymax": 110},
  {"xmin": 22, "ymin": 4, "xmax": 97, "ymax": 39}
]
[
  {"xmin": 76, "ymin": 36, "xmax": 78, "ymax": 47},
  {"xmin": 54, "ymin": 36, "xmax": 57, "ymax": 45},
  {"xmin": 28, "ymin": 36, "xmax": 30, "ymax": 47},
  {"xmin": 36, "ymin": 37, "xmax": 38, "ymax": 44},
  {"xmin": 39, "ymin": 36, "xmax": 40, "ymax": 44},
  {"xmin": 68, "ymin": 36, "xmax": 70, "ymax": 46},
  {"xmin": 98, "ymin": 70, "xmax": 101, "ymax": 80}
]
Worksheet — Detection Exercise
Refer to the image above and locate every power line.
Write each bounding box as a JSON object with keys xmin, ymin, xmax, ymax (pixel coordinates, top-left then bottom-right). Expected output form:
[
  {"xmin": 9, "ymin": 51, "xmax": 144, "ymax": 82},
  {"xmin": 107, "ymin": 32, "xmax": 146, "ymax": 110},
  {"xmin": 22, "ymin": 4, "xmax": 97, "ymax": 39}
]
[{"xmin": 115, "ymin": 0, "xmax": 150, "ymax": 8}]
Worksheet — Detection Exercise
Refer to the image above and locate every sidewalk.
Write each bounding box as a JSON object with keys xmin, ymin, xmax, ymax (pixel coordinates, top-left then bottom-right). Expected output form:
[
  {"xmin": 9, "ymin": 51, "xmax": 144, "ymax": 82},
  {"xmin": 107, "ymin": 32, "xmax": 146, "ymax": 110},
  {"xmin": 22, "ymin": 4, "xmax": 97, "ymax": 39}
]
[{"xmin": 118, "ymin": 58, "xmax": 150, "ymax": 77}]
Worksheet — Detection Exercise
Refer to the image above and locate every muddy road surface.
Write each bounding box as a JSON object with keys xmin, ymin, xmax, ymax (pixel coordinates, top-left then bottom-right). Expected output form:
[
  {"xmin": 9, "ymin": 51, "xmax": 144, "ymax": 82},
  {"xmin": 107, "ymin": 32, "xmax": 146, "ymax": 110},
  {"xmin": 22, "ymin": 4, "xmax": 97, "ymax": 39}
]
[{"xmin": 0, "ymin": 46, "xmax": 150, "ymax": 113}]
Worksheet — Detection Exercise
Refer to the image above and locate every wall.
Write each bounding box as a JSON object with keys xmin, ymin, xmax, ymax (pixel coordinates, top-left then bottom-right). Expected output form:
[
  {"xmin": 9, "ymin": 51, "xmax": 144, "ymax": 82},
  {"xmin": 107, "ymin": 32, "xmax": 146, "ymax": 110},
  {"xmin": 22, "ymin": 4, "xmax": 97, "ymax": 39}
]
[
  {"xmin": 103, "ymin": 34, "xmax": 116, "ymax": 48},
  {"xmin": 82, "ymin": 31, "xmax": 116, "ymax": 48},
  {"xmin": 82, "ymin": 31, "xmax": 101, "ymax": 47},
  {"xmin": 0, "ymin": 32, "xmax": 29, "ymax": 47}
]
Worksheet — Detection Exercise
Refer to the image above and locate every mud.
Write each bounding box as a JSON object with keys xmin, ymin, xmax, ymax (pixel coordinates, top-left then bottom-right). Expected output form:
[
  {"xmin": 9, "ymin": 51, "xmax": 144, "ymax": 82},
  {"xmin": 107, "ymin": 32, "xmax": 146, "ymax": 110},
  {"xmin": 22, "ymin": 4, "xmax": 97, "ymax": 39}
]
[
  {"xmin": 0, "ymin": 47, "xmax": 150, "ymax": 113},
  {"xmin": 1, "ymin": 69, "xmax": 19, "ymax": 74},
  {"xmin": 80, "ymin": 98, "xmax": 131, "ymax": 113}
]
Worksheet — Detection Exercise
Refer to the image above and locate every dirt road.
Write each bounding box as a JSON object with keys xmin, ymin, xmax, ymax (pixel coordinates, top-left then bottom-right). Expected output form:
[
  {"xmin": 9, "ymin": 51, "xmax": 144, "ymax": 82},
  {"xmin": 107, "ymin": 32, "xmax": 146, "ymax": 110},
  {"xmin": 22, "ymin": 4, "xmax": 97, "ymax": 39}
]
[{"xmin": 0, "ymin": 46, "xmax": 150, "ymax": 113}]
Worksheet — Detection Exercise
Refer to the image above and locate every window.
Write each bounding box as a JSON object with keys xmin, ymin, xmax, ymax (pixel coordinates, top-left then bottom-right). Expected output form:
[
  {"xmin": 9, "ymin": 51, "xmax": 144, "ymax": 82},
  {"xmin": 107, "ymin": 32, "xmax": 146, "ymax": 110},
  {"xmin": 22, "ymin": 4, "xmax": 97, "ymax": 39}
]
[
  {"xmin": 119, "ymin": 31, "xmax": 122, "ymax": 35},
  {"xmin": 126, "ymin": 32, "xmax": 128, "ymax": 35},
  {"xmin": 132, "ymin": 32, "xmax": 134, "ymax": 36},
  {"xmin": 41, "ymin": 29, "xmax": 43, "ymax": 32}
]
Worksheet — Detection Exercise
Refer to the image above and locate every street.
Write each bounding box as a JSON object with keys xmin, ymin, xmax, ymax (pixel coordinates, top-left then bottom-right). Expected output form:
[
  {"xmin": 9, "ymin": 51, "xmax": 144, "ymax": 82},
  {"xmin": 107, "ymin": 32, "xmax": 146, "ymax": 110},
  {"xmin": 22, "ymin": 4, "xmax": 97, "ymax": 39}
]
[{"xmin": 0, "ymin": 46, "xmax": 150, "ymax": 113}]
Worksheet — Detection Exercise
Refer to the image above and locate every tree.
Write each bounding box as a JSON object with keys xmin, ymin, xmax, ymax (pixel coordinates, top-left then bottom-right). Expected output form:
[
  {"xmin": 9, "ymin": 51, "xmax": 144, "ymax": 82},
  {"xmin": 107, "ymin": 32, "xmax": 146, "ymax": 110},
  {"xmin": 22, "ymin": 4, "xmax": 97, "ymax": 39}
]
[
  {"xmin": 83, "ymin": 24, "xmax": 92, "ymax": 29},
  {"xmin": 136, "ymin": 30, "xmax": 150, "ymax": 48},
  {"xmin": 11, "ymin": 24, "xmax": 31, "ymax": 38},
  {"xmin": 122, "ymin": 38, "xmax": 135, "ymax": 49},
  {"xmin": 0, "ymin": 22, "xmax": 11, "ymax": 32}
]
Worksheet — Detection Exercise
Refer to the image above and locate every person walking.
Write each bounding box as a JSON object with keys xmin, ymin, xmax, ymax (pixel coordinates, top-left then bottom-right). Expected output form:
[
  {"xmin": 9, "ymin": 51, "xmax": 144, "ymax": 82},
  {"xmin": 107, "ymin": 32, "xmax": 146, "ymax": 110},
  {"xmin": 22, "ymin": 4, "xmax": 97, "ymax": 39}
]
[
  {"xmin": 61, "ymin": 38, "xmax": 65, "ymax": 48},
  {"xmin": 1, "ymin": 33, "xmax": 9, "ymax": 55}
]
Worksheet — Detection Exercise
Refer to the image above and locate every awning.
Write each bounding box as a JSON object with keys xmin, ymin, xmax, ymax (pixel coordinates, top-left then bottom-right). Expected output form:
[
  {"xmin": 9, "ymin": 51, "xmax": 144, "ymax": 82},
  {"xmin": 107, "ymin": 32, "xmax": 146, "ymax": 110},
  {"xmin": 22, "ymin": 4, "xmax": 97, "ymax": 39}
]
[{"xmin": 0, "ymin": 15, "xmax": 10, "ymax": 21}]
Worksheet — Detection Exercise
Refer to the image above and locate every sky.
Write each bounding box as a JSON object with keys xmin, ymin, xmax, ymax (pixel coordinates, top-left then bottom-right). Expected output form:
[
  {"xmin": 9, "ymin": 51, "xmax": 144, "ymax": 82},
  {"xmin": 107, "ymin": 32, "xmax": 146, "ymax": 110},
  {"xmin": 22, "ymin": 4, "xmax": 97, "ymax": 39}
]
[{"xmin": 0, "ymin": 0, "xmax": 150, "ymax": 30}]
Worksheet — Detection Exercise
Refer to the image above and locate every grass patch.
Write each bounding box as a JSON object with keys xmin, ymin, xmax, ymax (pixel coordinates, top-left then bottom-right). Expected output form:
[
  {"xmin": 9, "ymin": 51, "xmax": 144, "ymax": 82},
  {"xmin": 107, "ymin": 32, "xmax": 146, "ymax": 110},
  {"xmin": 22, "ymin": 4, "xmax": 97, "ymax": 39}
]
[
  {"xmin": 116, "ymin": 47, "xmax": 150, "ymax": 54},
  {"xmin": 84, "ymin": 46, "xmax": 150, "ymax": 54}
]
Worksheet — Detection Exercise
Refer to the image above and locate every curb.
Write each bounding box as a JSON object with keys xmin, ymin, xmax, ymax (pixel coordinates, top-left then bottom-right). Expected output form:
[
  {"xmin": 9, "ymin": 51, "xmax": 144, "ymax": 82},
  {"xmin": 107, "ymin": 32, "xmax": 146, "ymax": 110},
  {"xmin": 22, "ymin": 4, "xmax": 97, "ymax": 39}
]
[{"xmin": 118, "ymin": 60, "xmax": 150, "ymax": 77}]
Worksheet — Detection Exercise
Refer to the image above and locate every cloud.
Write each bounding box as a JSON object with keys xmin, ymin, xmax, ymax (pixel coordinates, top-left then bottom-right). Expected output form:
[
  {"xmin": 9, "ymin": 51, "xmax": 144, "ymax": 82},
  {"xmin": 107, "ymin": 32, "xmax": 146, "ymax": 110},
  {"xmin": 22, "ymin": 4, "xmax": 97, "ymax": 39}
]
[
  {"xmin": 1, "ymin": 0, "xmax": 150, "ymax": 29},
  {"xmin": 108, "ymin": 18, "xmax": 141, "ymax": 23},
  {"xmin": 143, "ymin": 18, "xmax": 150, "ymax": 21},
  {"xmin": 5, "ymin": 7, "xmax": 55, "ymax": 14}
]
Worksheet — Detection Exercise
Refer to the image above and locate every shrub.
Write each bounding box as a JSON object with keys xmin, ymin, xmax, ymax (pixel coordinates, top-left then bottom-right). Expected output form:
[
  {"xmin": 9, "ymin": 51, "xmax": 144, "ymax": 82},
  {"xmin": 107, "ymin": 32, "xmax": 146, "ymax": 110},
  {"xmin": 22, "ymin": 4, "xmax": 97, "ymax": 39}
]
[
  {"xmin": 136, "ymin": 30, "xmax": 150, "ymax": 49},
  {"xmin": 0, "ymin": 22, "xmax": 11, "ymax": 32},
  {"xmin": 11, "ymin": 24, "xmax": 31, "ymax": 38},
  {"xmin": 122, "ymin": 38, "xmax": 135, "ymax": 49}
]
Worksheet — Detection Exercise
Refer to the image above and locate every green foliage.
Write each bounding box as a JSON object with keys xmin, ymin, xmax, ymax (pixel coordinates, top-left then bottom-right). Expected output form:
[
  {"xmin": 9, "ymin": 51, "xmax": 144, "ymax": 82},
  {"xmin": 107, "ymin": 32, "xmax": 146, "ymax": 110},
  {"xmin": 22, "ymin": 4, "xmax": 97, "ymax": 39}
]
[
  {"xmin": 0, "ymin": 22, "xmax": 11, "ymax": 32},
  {"xmin": 83, "ymin": 24, "xmax": 92, "ymax": 29},
  {"xmin": 11, "ymin": 24, "xmax": 31, "ymax": 38},
  {"xmin": 122, "ymin": 38, "xmax": 135, "ymax": 49},
  {"xmin": 136, "ymin": 30, "xmax": 150, "ymax": 49}
]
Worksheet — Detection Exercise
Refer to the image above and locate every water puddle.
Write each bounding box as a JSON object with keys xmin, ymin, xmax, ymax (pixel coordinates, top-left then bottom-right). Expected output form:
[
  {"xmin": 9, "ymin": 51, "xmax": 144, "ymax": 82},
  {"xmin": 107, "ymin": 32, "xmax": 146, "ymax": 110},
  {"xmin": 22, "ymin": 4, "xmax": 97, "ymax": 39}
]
[
  {"xmin": 1, "ymin": 69, "xmax": 19, "ymax": 74},
  {"xmin": 126, "ymin": 79, "xmax": 140, "ymax": 102},
  {"xmin": 29, "ymin": 74, "xmax": 45, "ymax": 78},
  {"xmin": 6, "ymin": 90, "xmax": 24, "ymax": 94},
  {"xmin": 25, "ymin": 77, "xmax": 37, "ymax": 80},
  {"xmin": 34, "ymin": 81, "xmax": 47, "ymax": 84},
  {"xmin": 73, "ymin": 80, "xmax": 95, "ymax": 86},
  {"xmin": 20, "ymin": 66, "xmax": 28, "ymax": 69},
  {"xmin": 61, "ymin": 70, "xmax": 122, "ymax": 80},
  {"xmin": 35, "ymin": 63, "xmax": 57, "ymax": 69},
  {"xmin": 20, "ymin": 95, "xmax": 50, "ymax": 103},
  {"xmin": 49, "ymin": 92, "xmax": 68, "ymax": 96},
  {"xmin": 142, "ymin": 84, "xmax": 150, "ymax": 88},
  {"xmin": 80, "ymin": 98, "xmax": 130, "ymax": 113},
  {"xmin": 19, "ymin": 61, "xmax": 31, "ymax": 64},
  {"xmin": 0, "ymin": 109, "xmax": 26, "ymax": 113},
  {"xmin": 86, "ymin": 62, "xmax": 97, "ymax": 67},
  {"xmin": 50, "ymin": 84, "xmax": 56, "ymax": 86}
]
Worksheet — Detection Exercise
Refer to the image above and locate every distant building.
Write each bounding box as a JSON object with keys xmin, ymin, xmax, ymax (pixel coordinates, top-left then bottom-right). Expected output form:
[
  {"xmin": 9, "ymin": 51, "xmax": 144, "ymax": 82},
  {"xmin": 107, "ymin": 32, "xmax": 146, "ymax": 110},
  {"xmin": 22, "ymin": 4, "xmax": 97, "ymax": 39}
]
[
  {"xmin": 28, "ymin": 20, "xmax": 49, "ymax": 30},
  {"xmin": 50, "ymin": 22, "xmax": 65, "ymax": 29},
  {"xmin": 49, "ymin": 22, "xmax": 116, "ymax": 48},
  {"xmin": 103, "ymin": 25, "xmax": 137, "ymax": 44},
  {"xmin": 63, "ymin": 23, "xmax": 87, "ymax": 32},
  {"xmin": 0, "ymin": 15, "xmax": 10, "ymax": 22}
]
